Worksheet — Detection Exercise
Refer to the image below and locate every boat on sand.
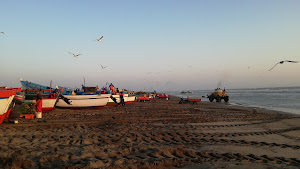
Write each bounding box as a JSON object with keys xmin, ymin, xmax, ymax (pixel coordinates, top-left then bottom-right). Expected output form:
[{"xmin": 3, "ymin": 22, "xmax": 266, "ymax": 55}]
[
  {"xmin": 0, "ymin": 89, "xmax": 16, "ymax": 124},
  {"xmin": 55, "ymin": 94, "xmax": 110, "ymax": 109},
  {"xmin": 126, "ymin": 95, "xmax": 136, "ymax": 103},
  {"xmin": 23, "ymin": 94, "xmax": 58, "ymax": 112},
  {"xmin": 106, "ymin": 94, "xmax": 129, "ymax": 106}
]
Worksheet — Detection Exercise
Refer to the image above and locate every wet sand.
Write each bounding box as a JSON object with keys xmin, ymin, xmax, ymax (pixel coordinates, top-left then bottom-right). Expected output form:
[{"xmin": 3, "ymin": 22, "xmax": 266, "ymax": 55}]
[{"xmin": 0, "ymin": 97, "xmax": 300, "ymax": 169}]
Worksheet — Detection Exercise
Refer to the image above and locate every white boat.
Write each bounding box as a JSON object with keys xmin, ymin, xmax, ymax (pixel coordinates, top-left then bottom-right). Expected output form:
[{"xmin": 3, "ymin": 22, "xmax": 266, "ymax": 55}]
[
  {"xmin": 0, "ymin": 90, "xmax": 16, "ymax": 124},
  {"xmin": 24, "ymin": 94, "xmax": 58, "ymax": 112},
  {"xmin": 55, "ymin": 94, "xmax": 110, "ymax": 109},
  {"xmin": 126, "ymin": 95, "xmax": 136, "ymax": 103},
  {"xmin": 59, "ymin": 94, "xmax": 110, "ymax": 100},
  {"xmin": 107, "ymin": 94, "xmax": 128, "ymax": 106}
]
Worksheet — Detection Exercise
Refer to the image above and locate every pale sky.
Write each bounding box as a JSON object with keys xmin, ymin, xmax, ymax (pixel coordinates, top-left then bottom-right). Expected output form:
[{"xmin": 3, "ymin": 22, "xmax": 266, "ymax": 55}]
[{"xmin": 1, "ymin": 0, "xmax": 299, "ymax": 91}]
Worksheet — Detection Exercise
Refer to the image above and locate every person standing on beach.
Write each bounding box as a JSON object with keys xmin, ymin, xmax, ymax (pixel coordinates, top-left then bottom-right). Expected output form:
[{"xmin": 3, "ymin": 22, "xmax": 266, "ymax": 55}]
[
  {"xmin": 109, "ymin": 83, "xmax": 115, "ymax": 95},
  {"xmin": 119, "ymin": 91, "xmax": 125, "ymax": 106},
  {"xmin": 35, "ymin": 91, "xmax": 43, "ymax": 118}
]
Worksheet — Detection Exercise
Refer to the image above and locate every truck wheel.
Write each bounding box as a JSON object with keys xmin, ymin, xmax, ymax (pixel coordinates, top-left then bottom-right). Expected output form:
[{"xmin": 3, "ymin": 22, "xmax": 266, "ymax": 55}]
[
  {"xmin": 215, "ymin": 96, "xmax": 221, "ymax": 102},
  {"xmin": 209, "ymin": 95, "xmax": 214, "ymax": 102},
  {"xmin": 224, "ymin": 96, "xmax": 229, "ymax": 102}
]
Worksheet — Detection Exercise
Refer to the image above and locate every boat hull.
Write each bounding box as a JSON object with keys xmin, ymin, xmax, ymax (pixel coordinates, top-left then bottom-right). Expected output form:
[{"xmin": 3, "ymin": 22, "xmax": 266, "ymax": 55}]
[
  {"xmin": 137, "ymin": 96, "xmax": 150, "ymax": 101},
  {"xmin": 106, "ymin": 94, "xmax": 128, "ymax": 106},
  {"xmin": 55, "ymin": 94, "xmax": 109, "ymax": 109},
  {"xmin": 0, "ymin": 90, "xmax": 16, "ymax": 124},
  {"xmin": 24, "ymin": 97, "xmax": 57, "ymax": 113},
  {"xmin": 126, "ymin": 96, "xmax": 136, "ymax": 103},
  {"xmin": 61, "ymin": 94, "xmax": 110, "ymax": 100}
]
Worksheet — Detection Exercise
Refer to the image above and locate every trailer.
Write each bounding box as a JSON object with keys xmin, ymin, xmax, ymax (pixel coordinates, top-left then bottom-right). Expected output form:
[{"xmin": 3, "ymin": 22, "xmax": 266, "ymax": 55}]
[{"xmin": 179, "ymin": 98, "xmax": 201, "ymax": 104}]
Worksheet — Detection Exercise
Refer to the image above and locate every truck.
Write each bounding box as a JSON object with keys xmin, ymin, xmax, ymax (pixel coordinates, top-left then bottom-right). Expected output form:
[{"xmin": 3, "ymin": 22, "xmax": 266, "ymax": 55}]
[{"xmin": 208, "ymin": 88, "xmax": 229, "ymax": 102}]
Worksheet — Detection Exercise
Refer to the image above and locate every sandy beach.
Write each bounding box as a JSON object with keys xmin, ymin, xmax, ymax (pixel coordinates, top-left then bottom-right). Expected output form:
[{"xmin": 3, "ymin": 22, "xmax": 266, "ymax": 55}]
[{"xmin": 0, "ymin": 97, "xmax": 300, "ymax": 169}]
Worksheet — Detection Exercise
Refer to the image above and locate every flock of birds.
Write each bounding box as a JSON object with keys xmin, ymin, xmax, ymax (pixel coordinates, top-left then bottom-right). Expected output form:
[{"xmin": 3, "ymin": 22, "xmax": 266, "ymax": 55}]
[
  {"xmin": 66, "ymin": 35, "xmax": 107, "ymax": 69},
  {"xmin": 1, "ymin": 32, "xmax": 298, "ymax": 71}
]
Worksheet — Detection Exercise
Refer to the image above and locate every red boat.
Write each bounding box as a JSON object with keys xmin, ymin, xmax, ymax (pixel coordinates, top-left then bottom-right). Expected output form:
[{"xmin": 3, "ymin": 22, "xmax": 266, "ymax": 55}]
[
  {"xmin": 137, "ymin": 96, "xmax": 150, "ymax": 102},
  {"xmin": 0, "ymin": 89, "xmax": 16, "ymax": 124},
  {"xmin": 0, "ymin": 87, "xmax": 22, "ymax": 92},
  {"xmin": 0, "ymin": 87, "xmax": 23, "ymax": 102},
  {"xmin": 157, "ymin": 94, "xmax": 169, "ymax": 99},
  {"xmin": 24, "ymin": 94, "xmax": 58, "ymax": 112}
]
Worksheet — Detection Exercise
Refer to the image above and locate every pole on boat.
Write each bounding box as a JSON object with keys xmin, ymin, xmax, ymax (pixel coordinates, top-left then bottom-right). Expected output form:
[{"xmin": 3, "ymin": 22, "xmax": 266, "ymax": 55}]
[{"xmin": 83, "ymin": 76, "xmax": 85, "ymax": 86}]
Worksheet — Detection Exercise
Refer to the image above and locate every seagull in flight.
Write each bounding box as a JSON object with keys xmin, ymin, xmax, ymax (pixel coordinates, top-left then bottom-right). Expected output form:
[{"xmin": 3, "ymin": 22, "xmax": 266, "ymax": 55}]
[
  {"xmin": 96, "ymin": 36, "xmax": 103, "ymax": 42},
  {"xmin": 68, "ymin": 52, "xmax": 82, "ymax": 58},
  {"xmin": 166, "ymin": 81, "xmax": 172, "ymax": 85},
  {"xmin": 146, "ymin": 72, "xmax": 159, "ymax": 75},
  {"xmin": 100, "ymin": 64, "xmax": 108, "ymax": 69},
  {"xmin": 269, "ymin": 60, "xmax": 299, "ymax": 71}
]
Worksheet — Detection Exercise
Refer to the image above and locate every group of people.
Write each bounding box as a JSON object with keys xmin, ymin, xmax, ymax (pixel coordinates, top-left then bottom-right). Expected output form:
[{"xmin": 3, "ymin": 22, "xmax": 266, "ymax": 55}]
[{"xmin": 101, "ymin": 83, "xmax": 122, "ymax": 95}]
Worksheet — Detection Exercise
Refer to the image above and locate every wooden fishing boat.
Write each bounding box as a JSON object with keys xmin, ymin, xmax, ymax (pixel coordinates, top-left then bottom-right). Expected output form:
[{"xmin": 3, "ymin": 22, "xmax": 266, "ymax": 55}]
[
  {"xmin": 20, "ymin": 80, "xmax": 74, "ymax": 95},
  {"xmin": 3, "ymin": 86, "xmax": 58, "ymax": 113},
  {"xmin": 0, "ymin": 87, "xmax": 22, "ymax": 92},
  {"xmin": 0, "ymin": 87, "xmax": 23, "ymax": 101},
  {"xmin": 0, "ymin": 90, "xmax": 16, "ymax": 124},
  {"xmin": 19, "ymin": 80, "xmax": 109, "ymax": 109},
  {"xmin": 137, "ymin": 95, "xmax": 150, "ymax": 102},
  {"xmin": 59, "ymin": 94, "xmax": 110, "ymax": 100},
  {"xmin": 126, "ymin": 95, "xmax": 136, "ymax": 103},
  {"xmin": 20, "ymin": 80, "xmax": 53, "ymax": 90},
  {"xmin": 106, "ymin": 94, "xmax": 128, "ymax": 106},
  {"xmin": 157, "ymin": 94, "xmax": 168, "ymax": 99},
  {"xmin": 24, "ymin": 94, "xmax": 58, "ymax": 112},
  {"xmin": 55, "ymin": 94, "xmax": 110, "ymax": 109}
]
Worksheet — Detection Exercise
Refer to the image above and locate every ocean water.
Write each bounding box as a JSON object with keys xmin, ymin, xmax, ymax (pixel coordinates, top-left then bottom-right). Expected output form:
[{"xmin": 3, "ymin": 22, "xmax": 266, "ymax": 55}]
[{"xmin": 170, "ymin": 87, "xmax": 300, "ymax": 115}]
